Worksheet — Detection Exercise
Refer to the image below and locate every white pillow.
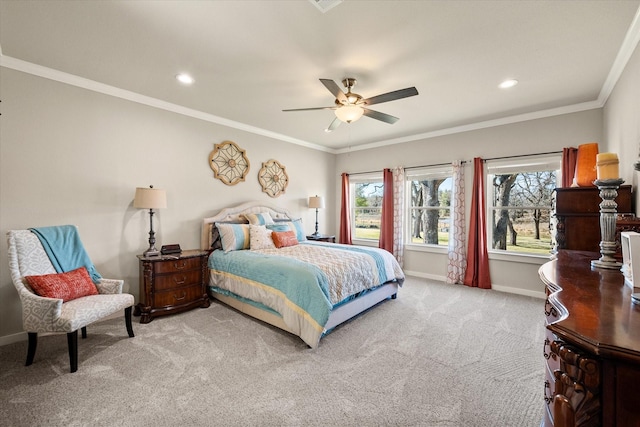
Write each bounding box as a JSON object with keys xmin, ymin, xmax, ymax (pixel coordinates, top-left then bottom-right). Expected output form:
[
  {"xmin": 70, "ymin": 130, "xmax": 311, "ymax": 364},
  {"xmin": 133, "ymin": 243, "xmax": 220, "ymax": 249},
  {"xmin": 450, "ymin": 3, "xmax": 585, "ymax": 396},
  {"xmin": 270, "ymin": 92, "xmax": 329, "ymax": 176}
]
[{"xmin": 249, "ymin": 224, "xmax": 276, "ymax": 250}]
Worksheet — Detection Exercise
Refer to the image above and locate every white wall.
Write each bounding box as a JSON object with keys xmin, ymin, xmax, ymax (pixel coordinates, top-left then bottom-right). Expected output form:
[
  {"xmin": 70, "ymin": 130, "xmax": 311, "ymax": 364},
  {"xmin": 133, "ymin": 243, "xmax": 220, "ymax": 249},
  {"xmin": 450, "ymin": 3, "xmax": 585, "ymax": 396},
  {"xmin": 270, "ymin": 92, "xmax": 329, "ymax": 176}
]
[
  {"xmin": 336, "ymin": 109, "xmax": 605, "ymax": 297},
  {"xmin": 604, "ymin": 42, "xmax": 640, "ymax": 209},
  {"xmin": 0, "ymin": 68, "xmax": 335, "ymax": 342}
]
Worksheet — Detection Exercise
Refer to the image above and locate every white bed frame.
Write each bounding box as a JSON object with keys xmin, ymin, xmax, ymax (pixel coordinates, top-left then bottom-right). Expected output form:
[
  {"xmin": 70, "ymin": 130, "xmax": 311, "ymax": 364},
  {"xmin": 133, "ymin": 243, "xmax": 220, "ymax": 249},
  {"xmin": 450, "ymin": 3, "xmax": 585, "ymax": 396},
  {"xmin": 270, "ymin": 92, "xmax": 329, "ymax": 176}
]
[{"xmin": 201, "ymin": 201, "xmax": 399, "ymax": 343}]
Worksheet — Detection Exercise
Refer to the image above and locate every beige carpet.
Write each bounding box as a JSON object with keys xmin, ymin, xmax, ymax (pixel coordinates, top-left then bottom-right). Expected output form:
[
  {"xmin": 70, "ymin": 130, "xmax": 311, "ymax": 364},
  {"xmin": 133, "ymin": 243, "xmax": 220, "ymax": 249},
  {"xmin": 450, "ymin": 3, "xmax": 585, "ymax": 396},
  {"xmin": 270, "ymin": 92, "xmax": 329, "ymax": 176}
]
[{"xmin": 0, "ymin": 276, "xmax": 545, "ymax": 426}]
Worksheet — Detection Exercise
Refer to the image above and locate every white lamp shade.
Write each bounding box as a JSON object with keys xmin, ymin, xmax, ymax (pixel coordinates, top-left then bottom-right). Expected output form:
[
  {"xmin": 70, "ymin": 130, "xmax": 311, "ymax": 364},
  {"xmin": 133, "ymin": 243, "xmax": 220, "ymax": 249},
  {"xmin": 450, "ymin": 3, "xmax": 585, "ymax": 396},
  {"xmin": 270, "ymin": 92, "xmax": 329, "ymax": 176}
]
[
  {"xmin": 134, "ymin": 187, "xmax": 167, "ymax": 209},
  {"xmin": 308, "ymin": 196, "xmax": 325, "ymax": 209},
  {"xmin": 335, "ymin": 105, "xmax": 364, "ymax": 123}
]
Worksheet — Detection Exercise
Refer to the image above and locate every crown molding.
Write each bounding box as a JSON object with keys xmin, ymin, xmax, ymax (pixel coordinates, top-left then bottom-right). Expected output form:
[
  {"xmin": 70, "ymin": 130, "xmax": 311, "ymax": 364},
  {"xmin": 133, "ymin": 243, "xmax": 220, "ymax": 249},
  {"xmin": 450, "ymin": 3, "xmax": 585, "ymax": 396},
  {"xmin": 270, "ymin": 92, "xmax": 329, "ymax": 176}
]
[{"xmin": 0, "ymin": 54, "xmax": 334, "ymax": 154}]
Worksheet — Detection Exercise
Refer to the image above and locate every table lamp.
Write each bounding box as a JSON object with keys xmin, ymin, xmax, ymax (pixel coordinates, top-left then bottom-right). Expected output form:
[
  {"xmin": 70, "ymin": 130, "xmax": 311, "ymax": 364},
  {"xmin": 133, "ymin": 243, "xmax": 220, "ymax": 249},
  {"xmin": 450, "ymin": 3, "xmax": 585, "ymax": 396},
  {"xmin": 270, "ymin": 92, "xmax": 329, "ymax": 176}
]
[
  {"xmin": 308, "ymin": 195, "xmax": 325, "ymax": 237},
  {"xmin": 134, "ymin": 185, "xmax": 167, "ymax": 257}
]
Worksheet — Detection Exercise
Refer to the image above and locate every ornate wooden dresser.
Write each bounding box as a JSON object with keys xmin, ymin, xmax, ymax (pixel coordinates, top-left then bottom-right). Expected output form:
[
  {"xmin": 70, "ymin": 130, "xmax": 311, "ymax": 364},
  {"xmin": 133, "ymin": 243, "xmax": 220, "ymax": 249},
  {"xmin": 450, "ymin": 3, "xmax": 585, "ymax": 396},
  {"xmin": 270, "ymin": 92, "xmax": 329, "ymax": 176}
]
[
  {"xmin": 553, "ymin": 186, "xmax": 633, "ymax": 253},
  {"xmin": 539, "ymin": 250, "xmax": 640, "ymax": 427}
]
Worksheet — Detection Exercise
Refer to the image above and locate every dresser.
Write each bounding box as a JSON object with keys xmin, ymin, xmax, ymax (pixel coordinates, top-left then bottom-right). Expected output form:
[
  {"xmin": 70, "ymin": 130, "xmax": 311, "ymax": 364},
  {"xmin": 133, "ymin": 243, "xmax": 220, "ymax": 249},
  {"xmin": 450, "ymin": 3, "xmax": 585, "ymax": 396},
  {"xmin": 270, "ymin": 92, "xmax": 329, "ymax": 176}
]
[
  {"xmin": 135, "ymin": 250, "xmax": 210, "ymax": 323},
  {"xmin": 539, "ymin": 250, "xmax": 640, "ymax": 427},
  {"xmin": 554, "ymin": 186, "xmax": 633, "ymax": 253}
]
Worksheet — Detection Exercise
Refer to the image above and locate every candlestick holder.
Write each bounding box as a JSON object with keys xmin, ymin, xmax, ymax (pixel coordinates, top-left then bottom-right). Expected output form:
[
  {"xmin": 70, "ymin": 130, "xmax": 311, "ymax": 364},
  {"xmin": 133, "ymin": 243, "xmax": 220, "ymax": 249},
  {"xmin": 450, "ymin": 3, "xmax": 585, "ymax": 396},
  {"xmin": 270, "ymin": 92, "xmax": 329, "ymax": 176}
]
[{"xmin": 591, "ymin": 178, "xmax": 625, "ymax": 270}]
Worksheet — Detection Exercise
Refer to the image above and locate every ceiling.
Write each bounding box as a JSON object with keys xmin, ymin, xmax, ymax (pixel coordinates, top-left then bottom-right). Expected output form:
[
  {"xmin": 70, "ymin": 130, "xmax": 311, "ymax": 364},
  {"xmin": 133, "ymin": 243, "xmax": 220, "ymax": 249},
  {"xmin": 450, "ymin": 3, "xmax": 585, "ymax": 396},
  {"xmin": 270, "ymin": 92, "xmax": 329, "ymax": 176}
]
[{"xmin": 1, "ymin": 1, "xmax": 639, "ymax": 153}]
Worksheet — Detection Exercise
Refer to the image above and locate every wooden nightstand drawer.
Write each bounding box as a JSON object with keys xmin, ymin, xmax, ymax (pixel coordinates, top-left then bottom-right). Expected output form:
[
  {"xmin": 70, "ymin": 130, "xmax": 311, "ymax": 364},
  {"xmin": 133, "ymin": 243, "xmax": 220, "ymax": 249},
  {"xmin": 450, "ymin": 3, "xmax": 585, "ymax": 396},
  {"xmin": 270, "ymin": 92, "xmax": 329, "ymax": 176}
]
[
  {"xmin": 153, "ymin": 257, "xmax": 201, "ymax": 274},
  {"xmin": 154, "ymin": 270, "xmax": 202, "ymax": 291},
  {"xmin": 135, "ymin": 249, "xmax": 210, "ymax": 323},
  {"xmin": 153, "ymin": 284, "xmax": 205, "ymax": 308}
]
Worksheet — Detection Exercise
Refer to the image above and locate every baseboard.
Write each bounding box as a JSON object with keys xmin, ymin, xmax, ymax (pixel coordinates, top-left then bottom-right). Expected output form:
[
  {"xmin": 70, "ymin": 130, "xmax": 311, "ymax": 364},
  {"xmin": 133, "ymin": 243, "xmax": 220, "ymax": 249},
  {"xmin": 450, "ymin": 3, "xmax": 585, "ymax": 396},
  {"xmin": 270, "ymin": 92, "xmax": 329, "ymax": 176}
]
[
  {"xmin": 404, "ymin": 271, "xmax": 546, "ymax": 299},
  {"xmin": 492, "ymin": 284, "xmax": 546, "ymax": 299},
  {"xmin": 0, "ymin": 331, "xmax": 27, "ymax": 346},
  {"xmin": 403, "ymin": 270, "xmax": 447, "ymax": 282}
]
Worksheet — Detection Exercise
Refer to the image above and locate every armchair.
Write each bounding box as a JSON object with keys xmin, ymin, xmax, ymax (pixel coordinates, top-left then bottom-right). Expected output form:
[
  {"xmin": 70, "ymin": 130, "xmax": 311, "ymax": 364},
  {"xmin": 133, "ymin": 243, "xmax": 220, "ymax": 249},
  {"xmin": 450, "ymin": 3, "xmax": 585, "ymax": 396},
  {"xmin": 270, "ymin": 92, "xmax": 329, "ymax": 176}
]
[{"xmin": 6, "ymin": 229, "xmax": 134, "ymax": 373}]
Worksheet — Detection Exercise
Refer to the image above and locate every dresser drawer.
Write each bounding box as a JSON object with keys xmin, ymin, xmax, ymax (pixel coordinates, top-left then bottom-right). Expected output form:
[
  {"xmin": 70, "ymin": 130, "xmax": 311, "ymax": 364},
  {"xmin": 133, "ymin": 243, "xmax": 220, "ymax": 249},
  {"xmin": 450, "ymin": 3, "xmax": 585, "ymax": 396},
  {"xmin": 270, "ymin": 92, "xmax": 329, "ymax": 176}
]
[
  {"xmin": 154, "ymin": 270, "xmax": 202, "ymax": 291},
  {"xmin": 153, "ymin": 257, "xmax": 201, "ymax": 274},
  {"xmin": 153, "ymin": 284, "xmax": 204, "ymax": 308}
]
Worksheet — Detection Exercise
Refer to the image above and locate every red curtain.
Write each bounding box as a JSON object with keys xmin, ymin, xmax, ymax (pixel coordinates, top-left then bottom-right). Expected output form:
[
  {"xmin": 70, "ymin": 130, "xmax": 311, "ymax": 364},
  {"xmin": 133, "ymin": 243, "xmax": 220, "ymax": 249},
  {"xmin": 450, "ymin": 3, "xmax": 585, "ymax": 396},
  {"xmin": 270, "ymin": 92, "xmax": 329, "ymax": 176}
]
[
  {"xmin": 379, "ymin": 168, "xmax": 393, "ymax": 252},
  {"xmin": 463, "ymin": 157, "xmax": 491, "ymax": 289},
  {"xmin": 339, "ymin": 173, "xmax": 352, "ymax": 245},
  {"xmin": 561, "ymin": 147, "xmax": 578, "ymax": 187}
]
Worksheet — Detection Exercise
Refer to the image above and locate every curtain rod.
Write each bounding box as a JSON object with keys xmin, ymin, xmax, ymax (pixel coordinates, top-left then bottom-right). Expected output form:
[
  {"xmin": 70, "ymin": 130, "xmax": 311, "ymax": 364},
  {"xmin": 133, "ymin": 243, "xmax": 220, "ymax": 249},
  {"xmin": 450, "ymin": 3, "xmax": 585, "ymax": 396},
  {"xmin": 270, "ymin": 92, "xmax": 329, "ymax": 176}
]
[
  {"xmin": 345, "ymin": 161, "xmax": 467, "ymax": 176},
  {"xmin": 481, "ymin": 150, "xmax": 562, "ymax": 162}
]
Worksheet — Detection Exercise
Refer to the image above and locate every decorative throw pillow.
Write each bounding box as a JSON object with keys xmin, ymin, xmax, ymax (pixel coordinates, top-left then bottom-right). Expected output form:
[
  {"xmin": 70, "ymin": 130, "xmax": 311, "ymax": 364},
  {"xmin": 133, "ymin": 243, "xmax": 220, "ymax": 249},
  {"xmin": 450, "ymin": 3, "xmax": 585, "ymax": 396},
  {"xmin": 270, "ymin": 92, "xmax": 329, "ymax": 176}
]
[
  {"xmin": 25, "ymin": 267, "xmax": 99, "ymax": 302},
  {"xmin": 266, "ymin": 223, "xmax": 290, "ymax": 232},
  {"xmin": 249, "ymin": 224, "xmax": 276, "ymax": 250},
  {"xmin": 216, "ymin": 223, "xmax": 251, "ymax": 252},
  {"xmin": 274, "ymin": 218, "xmax": 307, "ymax": 242},
  {"xmin": 272, "ymin": 230, "xmax": 299, "ymax": 248},
  {"xmin": 211, "ymin": 221, "xmax": 245, "ymax": 250},
  {"xmin": 244, "ymin": 212, "xmax": 275, "ymax": 226}
]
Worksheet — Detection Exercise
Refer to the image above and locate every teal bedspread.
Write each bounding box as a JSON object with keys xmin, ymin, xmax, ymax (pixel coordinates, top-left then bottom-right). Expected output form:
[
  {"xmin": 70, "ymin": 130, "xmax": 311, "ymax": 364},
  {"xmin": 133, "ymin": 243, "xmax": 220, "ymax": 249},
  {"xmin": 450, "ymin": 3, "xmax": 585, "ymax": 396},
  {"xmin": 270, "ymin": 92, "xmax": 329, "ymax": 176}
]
[{"xmin": 208, "ymin": 242, "xmax": 404, "ymax": 347}]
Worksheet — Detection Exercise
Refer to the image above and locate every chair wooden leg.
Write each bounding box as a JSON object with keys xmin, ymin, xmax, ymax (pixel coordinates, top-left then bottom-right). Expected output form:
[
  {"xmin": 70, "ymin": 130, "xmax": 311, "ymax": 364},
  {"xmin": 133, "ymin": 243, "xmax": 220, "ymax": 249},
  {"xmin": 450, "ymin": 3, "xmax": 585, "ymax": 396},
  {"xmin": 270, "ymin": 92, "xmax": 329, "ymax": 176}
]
[
  {"xmin": 26, "ymin": 332, "xmax": 37, "ymax": 366},
  {"xmin": 125, "ymin": 306, "xmax": 134, "ymax": 338},
  {"xmin": 67, "ymin": 330, "xmax": 78, "ymax": 373},
  {"xmin": 81, "ymin": 326, "xmax": 87, "ymax": 339}
]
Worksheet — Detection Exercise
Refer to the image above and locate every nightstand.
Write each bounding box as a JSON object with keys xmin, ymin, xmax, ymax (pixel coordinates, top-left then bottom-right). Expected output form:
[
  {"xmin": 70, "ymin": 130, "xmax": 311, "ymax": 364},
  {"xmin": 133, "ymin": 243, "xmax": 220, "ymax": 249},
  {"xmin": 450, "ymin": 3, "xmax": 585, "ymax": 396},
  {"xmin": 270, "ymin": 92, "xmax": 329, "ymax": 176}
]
[
  {"xmin": 306, "ymin": 234, "xmax": 336, "ymax": 243},
  {"xmin": 135, "ymin": 249, "xmax": 210, "ymax": 323}
]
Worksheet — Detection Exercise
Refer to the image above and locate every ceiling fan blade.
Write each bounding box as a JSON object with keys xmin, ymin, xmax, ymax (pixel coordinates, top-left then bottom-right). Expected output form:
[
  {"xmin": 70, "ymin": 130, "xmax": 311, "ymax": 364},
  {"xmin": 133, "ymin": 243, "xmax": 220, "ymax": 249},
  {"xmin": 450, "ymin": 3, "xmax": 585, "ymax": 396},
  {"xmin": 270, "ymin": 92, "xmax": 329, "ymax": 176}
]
[
  {"xmin": 326, "ymin": 117, "xmax": 341, "ymax": 132},
  {"xmin": 320, "ymin": 79, "xmax": 347, "ymax": 103},
  {"xmin": 362, "ymin": 108, "xmax": 399, "ymax": 124},
  {"xmin": 362, "ymin": 87, "xmax": 418, "ymax": 106},
  {"xmin": 282, "ymin": 106, "xmax": 335, "ymax": 112}
]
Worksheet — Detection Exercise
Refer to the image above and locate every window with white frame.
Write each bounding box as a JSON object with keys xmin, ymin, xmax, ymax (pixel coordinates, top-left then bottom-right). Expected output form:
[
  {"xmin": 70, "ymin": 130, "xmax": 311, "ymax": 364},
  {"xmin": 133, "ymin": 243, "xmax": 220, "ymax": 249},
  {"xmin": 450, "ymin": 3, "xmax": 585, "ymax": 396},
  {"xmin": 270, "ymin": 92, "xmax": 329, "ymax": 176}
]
[
  {"xmin": 486, "ymin": 155, "xmax": 560, "ymax": 255},
  {"xmin": 350, "ymin": 173, "xmax": 383, "ymax": 241},
  {"xmin": 405, "ymin": 165, "xmax": 453, "ymax": 247}
]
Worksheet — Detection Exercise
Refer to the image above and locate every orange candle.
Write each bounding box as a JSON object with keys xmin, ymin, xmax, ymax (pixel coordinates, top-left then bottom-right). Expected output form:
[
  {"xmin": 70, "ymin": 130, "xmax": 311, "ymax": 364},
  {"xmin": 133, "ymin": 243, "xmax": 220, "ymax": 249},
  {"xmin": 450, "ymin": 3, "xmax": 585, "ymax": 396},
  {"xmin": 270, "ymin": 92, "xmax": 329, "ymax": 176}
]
[
  {"xmin": 596, "ymin": 152, "xmax": 619, "ymax": 180},
  {"xmin": 575, "ymin": 143, "xmax": 599, "ymax": 186}
]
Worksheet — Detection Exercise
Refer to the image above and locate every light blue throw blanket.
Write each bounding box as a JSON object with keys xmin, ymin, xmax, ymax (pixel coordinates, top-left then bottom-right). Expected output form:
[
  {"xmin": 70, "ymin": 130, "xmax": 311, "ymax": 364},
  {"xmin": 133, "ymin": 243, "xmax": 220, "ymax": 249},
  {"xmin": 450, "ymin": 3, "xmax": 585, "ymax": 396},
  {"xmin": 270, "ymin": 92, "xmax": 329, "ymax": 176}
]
[{"xmin": 29, "ymin": 225, "xmax": 102, "ymax": 284}]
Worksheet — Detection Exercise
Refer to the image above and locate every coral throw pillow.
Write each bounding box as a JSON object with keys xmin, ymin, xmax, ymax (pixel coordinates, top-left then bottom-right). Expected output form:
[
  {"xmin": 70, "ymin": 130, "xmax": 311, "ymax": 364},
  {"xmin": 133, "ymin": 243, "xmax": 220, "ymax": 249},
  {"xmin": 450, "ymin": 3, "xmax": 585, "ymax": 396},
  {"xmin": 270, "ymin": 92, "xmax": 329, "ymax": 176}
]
[
  {"xmin": 25, "ymin": 267, "xmax": 99, "ymax": 302},
  {"xmin": 272, "ymin": 231, "xmax": 299, "ymax": 248}
]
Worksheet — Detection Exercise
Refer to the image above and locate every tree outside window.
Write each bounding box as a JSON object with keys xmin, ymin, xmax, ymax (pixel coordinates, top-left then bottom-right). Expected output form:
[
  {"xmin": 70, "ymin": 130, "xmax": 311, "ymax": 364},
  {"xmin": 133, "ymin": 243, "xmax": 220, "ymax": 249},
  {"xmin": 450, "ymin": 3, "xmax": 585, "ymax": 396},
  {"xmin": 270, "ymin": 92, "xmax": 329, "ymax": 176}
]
[
  {"xmin": 352, "ymin": 179, "xmax": 383, "ymax": 240},
  {"xmin": 407, "ymin": 167, "xmax": 453, "ymax": 246},
  {"xmin": 488, "ymin": 157, "xmax": 559, "ymax": 255}
]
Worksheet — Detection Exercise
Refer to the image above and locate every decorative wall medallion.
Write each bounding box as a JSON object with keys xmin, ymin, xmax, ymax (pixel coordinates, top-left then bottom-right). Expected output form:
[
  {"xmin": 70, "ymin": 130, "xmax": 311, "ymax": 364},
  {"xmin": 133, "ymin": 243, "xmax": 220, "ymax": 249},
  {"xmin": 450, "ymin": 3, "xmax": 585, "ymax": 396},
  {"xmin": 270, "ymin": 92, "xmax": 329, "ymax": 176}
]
[
  {"xmin": 258, "ymin": 159, "xmax": 289, "ymax": 198},
  {"xmin": 209, "ymin": 140, "xmax": 250, "ymax": 186}
]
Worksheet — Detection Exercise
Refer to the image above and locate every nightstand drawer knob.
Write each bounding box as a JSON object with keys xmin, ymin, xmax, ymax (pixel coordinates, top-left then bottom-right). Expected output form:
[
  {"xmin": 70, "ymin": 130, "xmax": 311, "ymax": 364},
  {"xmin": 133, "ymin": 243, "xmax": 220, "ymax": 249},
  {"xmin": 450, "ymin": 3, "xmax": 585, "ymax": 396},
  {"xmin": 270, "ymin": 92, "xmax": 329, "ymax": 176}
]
[{"xmin": 174, "ymin": 291, "xmax": 187, "ymax": 301}]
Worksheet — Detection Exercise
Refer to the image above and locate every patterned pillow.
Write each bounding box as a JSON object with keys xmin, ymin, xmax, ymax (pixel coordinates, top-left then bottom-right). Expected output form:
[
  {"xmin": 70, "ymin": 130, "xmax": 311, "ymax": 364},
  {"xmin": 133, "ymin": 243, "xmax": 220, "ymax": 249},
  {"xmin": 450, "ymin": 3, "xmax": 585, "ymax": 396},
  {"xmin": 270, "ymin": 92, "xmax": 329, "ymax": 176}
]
[
  {"xmin": 25, "ymin": 267, "xmax": 99, "ymax": 302},
  {"xmin": 274, "ymin": 218, "xmax": 307, "ymax": 242},
  {"xmin": 266, "ymin": 223, "xmax": 290, "ymax": 232},
  {"xmin": 216, "ymin": 223, "xmax": 251, "ymax": 252},
  {"xmin": 243, "ymin": 212, "xmax": 275, "ymax": 225},
  {"xmin": 211, "ymin": 221, "xmax": 243, "ymax": 250},
  {"xmin": 249, "ymin": 225, "xmax": 276, "ymax": 250},
  {"xmin": 272, "ymin": 231, "xmax": 299, "ymax": 248}
]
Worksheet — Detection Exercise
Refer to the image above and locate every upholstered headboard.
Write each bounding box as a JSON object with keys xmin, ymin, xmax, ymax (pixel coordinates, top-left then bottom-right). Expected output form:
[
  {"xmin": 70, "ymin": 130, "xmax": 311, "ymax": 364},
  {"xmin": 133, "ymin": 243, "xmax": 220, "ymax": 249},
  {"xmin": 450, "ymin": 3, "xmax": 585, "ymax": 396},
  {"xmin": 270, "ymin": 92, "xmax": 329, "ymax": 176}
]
[{"xmin": 201, "ymin": 201, "xmax": 295, "ymax": 250}]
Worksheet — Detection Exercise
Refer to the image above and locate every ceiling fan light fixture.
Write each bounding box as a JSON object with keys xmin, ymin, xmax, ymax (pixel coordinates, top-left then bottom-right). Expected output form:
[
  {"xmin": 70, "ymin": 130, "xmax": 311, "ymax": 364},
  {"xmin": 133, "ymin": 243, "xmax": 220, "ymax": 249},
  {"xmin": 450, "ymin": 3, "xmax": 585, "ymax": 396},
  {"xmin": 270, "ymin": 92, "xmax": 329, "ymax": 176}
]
[{"xmin": 335, "ymin": 105, "xmax": 364, "ymax": 123}]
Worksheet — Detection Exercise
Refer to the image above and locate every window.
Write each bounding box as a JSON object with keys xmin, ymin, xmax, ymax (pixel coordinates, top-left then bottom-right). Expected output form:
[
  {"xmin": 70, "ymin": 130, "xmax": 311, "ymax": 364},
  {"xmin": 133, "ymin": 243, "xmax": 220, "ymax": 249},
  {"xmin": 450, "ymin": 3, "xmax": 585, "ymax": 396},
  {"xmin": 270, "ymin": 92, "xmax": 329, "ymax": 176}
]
[
  {"xmin": 486, "ymin": 155, "xmax": 560, "ymax": 255},
  {"xmin": 351, "ymin": 173, "xmax": 383, "ymax": 241},
  {"xmin": 406, "ymin": 166, "xmax": 453, "ymax": 247}
]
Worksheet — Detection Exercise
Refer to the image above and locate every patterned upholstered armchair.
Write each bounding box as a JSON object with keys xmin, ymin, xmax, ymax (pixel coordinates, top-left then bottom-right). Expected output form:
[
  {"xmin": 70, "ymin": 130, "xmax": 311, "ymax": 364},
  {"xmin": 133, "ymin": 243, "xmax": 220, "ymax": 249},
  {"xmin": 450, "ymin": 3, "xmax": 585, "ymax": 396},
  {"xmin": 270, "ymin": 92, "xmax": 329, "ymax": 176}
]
[{"xmin": 6, "ymin": 229, "xmax": 134, "ymax": 373}]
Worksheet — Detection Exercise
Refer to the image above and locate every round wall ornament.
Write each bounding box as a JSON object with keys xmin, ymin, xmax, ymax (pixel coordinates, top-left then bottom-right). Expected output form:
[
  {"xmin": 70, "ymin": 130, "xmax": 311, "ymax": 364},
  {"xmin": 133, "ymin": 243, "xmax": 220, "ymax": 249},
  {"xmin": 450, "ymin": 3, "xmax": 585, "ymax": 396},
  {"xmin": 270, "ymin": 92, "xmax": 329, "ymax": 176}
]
[
  {"xmin": 258, "ymin": 159, "xmax": 289, "ymax": 198},
  {"xmin": 208, "ymin": 140, "xmax": 250, "ymax": 186}
]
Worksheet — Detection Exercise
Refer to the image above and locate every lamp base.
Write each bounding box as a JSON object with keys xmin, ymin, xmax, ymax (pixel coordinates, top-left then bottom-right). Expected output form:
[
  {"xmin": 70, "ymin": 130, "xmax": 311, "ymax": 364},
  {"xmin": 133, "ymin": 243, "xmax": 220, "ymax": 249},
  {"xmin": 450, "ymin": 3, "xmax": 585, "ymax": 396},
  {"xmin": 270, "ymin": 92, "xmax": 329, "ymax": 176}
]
[
  {"xmin": 143, "ymin": 247, "xmax": 160, "ymax": 257},
  {"xmin": 311, "ymin": 231, "xmax": 320, "ymax": 237}
]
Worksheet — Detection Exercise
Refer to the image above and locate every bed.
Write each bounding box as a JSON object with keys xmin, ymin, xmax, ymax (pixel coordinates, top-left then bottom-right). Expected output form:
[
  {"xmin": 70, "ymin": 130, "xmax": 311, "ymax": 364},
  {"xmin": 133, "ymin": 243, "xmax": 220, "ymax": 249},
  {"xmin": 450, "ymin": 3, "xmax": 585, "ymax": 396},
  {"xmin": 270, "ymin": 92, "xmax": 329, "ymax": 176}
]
[{"xmin": 200, "ymin": 201, "xmax": 405, "ymax": 348}]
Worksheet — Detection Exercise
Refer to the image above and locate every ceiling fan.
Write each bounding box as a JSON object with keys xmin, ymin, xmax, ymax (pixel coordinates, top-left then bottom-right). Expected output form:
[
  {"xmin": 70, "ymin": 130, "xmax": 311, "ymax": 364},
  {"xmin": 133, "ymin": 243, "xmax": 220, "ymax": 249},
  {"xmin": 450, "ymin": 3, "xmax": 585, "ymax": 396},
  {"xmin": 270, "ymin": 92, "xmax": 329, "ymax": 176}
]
[{"xmin": 283, "ymin": 78, "xmax": 419, "ymax": 131}]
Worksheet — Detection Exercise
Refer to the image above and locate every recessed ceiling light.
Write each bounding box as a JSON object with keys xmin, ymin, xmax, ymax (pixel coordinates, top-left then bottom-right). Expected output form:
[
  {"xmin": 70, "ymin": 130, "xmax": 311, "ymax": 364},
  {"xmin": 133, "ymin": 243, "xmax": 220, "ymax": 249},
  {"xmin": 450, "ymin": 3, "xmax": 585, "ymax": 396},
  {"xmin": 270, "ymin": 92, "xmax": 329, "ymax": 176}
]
[
  {"xmin": 176, "ymin": 73, "xmax": 194, "ymax": 85},
  {"xmin": 499, "ymin": 79, "xmax": 518, "ymax": 89}
]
